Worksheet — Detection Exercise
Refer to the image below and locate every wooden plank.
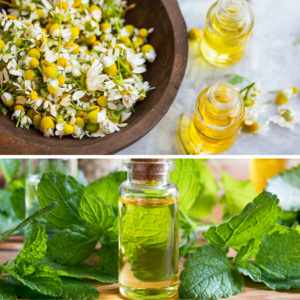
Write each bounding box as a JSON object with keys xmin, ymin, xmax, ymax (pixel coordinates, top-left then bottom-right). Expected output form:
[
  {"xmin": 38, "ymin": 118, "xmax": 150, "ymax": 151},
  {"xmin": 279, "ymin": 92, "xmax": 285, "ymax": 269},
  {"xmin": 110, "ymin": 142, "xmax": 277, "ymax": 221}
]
[{"xmin": 1, "ymin": 237, "xmax": 300, "ymax": 299}]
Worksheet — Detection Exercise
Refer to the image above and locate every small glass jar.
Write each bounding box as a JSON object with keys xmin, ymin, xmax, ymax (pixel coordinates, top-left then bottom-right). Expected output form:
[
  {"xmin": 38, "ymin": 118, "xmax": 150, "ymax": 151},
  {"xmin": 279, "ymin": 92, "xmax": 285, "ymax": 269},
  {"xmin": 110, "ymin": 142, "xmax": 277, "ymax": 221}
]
[
  {"xmin": 118, "ymin": 159, "xmax": 179, "ymax": 300},
  {"xmin": 189, "ymin": 82, "xmax": 245, "ymax": 153},
  {"xmin": 201, "ymin": 0, "xmax": 254, "ymax": 67}
]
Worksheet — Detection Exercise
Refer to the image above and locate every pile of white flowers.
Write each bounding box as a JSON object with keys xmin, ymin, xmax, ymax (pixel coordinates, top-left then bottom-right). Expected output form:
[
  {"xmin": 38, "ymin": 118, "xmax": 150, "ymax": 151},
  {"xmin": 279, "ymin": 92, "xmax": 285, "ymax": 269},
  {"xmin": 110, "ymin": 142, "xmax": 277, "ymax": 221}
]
[{"xmin": 0, "ymin": 0, "xmax": 157, "ymax": 138}]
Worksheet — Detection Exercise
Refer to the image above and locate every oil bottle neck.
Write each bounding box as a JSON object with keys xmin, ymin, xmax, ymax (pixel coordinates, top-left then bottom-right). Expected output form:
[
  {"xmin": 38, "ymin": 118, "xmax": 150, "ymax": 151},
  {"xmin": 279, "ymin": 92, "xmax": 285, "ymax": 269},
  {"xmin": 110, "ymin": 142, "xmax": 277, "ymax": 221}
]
[
  {"xmin": 216, "ymin": 0, "xmax": 248, "ymax": 29},
  {"xmin": 205, "ymin": 82, "xmax": 240, "ymax": 119},
  {"xmin": 127, "ymin": 173, "xmax": 170, "ymax": 186}
]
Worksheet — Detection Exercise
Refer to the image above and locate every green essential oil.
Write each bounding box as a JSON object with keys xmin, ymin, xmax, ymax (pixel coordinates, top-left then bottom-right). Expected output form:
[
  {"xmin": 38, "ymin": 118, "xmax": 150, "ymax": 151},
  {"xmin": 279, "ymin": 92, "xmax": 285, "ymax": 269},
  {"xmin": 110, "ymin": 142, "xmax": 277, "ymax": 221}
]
[{"xmin": 118, "ymin": 196, "xmax": 179, "ymax": 300}]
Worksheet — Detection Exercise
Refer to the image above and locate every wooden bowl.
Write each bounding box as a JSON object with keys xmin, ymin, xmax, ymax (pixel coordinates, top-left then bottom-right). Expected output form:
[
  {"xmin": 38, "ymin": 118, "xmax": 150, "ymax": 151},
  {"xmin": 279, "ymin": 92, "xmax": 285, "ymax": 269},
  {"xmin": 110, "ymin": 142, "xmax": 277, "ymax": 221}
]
[{"xmin": 0, "ymin": 0, "xmax": 188, "ymax": 154}]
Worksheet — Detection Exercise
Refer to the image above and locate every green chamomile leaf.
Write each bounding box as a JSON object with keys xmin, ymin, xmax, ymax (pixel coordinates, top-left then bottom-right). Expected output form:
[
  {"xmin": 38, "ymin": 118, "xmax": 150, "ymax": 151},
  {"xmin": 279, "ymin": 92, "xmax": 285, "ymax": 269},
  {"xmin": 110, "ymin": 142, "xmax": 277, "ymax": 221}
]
[
  {"xmin": 254, "ymin": 230, "xmax": 300, "ymax": 279},
  {"xmin": 16, "ymin": 219, "xmax": 47, "ymax": 264},
  {"xmin": 48, "ymin": 225, "xmax": 101, "ymax": 266},
  {"xmin": 86, "ymin": 171, "xmax": 127, "ymax": 214},
  {"xmin": 0, "ymin": 159, "xmax": 21, "ymax": 183},
  {"xmin": 236, "ymin": 263, "xmax": 261, "ymax": 282},
  {"xmin": 79, "ymin": 194, "xmax": 116, "ymax": 235},
  {"xmin": 203, "ymin": 192, "xmax": 281, "ymax": 250},
  {"xmin": 0, "ymin": 281, "xmax": 17, "ymax": 300},
  {"xmin": 235, "ymin": 239, "xmax": 258, "ymax": 264},
  {"xmin": 39, "ymin": 256, "xmax": 117, "ymax": 283},
  {"xmin": 170, "ymin": 159, "xmax": 202, "ymax": 213},
  {"xmin": 37, "ymin": 172, "xmax": 86, "ymax": 230},
  {"xmin": 15, "ymin": 265, "xmax": 62, "ymax": 297},
  {"xmin": 98, "ymin": 242, "xmax": 118, "ymax": 278},
  {"xmin": 11, "ymin": 187, "xmax": 26, "ymax": 220},
  {"xmin": 0, "ymin": 202, "xmax": 58, "ymax": 243},
  {"xmin": 265, "ymin": 165, "xmax": 300, "ymax": 210},
  {"xmin": 221, "ymin": 173, "xmax": 257, "ymax": 221},
  {"xmin": 6, "ymin": 276, "xmax": 99, "ymax": 300},
  {"xmin": 179, "ymin": 244, "xmax": 244, "ymax": 300},
  {"xmin": 188, "ymin": 163, "xmax": 218, "ymax": 219}
]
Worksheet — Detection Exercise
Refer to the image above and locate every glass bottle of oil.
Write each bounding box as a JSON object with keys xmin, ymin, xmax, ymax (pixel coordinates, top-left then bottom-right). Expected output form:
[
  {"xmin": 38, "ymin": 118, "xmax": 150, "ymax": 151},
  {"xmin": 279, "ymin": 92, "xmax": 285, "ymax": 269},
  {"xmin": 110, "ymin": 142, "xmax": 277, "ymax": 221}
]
[
  {"xmin": 249, "ymin": 159, "xmax": 286, "ymax": 194},
  {"xmin": 119, "ymin": 159, "xmax": 179, "ymax": 300},
  {"xmin": 201, "ymin": 0, "xmax": 254, "ymax": 67},
  {"xmin": 189, "ymin": 82, "xmax": 245, "ymax": 153}
]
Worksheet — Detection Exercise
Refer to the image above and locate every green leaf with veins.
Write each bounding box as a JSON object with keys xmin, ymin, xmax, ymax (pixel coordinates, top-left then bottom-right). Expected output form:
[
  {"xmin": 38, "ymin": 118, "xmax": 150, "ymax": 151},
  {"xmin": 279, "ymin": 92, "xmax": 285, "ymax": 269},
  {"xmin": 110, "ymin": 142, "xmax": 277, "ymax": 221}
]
[
  {"xmin": 48, "ymin": 225, "xmax": 101, "ymax": 266},
  {"xmin": 179, "ymin": 244, "xmax": 244, "ymax": 300},
  {"xmin": 11, "ymin": 187, "xmax": 26, "ymax": 220},
  {"xmin": 86, "ymin": 171, "xmax": 127, "ymax": 214},
  {"xmin": 6, "ymin": 276, "xmax": 99, "ymax": 300},
  {"xmin": 265, "ymin": 165, "xmax": 300, "ymax": 210},
  {"xmin": 15, "ymin": 265, "xmax": 62, "ymax": 297},
  {"xmin": 188, "ymin": 163, "xmax": 218, "ymax": 219},
  {"xmin": 260, "ymin": 270, "xmax": 300, "ymax": 290},
  {"xmin": 15, "ymin": 219, "xmax": 47, "ymax": 264},
  {"xmin": 203, "ymin": 192, "xmax": 281, "ymax": 250},
  {"xmin": 38, "ymin": 256, "xmax": 117, "ymax": 282},
  {"xmin": 0, "ymin": 159, "xmax": 21, "ymax": 182},
  {"xmin": 0, "ymin": 202, "xmax": 58, "ymax": 243},
  {"xmin": 37, "ymin": 172, "xmax": 86, "ymax": 230},
  {"xmin": 254, "ymin": 230, "xmax": 300, "ymax": 279},
  {"xmin": 170, "ymin": 159, "xmax": 202, "ymax": 213},
  {"xmin": 235, "ymin": 239, "xmax": 258, "ymax": 264},
  {"xmin": 236, "ymin": 263, "xmax": 261, "ymax": 282},
  {"xmin": 98, "ymin": 242, "xmax": 118, "ymax": 277},
  {"xmin": 79, "ymin": 194, "xmax": 116, "ymax": 235},
  {"xmin": 221, "ymin": 173, "xmax": 257, "ymax": 221},
  {"xmin": 0, "ymin": 280, "xmax": 17, "ymax": 300}
]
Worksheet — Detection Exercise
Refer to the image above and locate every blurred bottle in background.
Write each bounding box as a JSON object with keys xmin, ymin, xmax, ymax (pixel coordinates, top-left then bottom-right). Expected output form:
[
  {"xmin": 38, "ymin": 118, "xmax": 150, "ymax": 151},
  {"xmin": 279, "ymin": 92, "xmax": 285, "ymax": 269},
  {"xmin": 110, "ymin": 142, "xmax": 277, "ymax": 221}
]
[{"xmin": 249, "ymin": 159, "xmax": 285, "ymax": 194}]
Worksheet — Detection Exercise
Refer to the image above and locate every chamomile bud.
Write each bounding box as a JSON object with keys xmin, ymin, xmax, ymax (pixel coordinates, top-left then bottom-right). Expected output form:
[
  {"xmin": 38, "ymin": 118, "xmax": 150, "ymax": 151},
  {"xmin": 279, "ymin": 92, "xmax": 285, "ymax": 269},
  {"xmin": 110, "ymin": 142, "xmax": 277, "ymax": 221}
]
[
  {"xmin": 58, "ymin": 75, "xmax": 65, "ymax": 86},
  {"xmin": 141, "ymin": 44, "xmax": 157, "ymax": 62},
  {"xmin": 25, "ymin": 70, "xmax": 37, "ymax": 81},
  {"xmin": 33, "ymin": 115, "xmax": 42, "ymax": 127},
  {"xmin": 85, "ymin": 122, "xmax": 99, "ymax": 133},
  {"xmin": 43, "ymin": 66, "xmax": 56, "ymax": 78},
  {"xmin": 87, "ymin": 110, "xmax": 98, "ymax": 123},
  {"xmin": 85, "ymin": 20, "xmax": 97, "ymax": 31},
  {"xmin": 0, "ymin": 39, "xmax": 5, "ymax": 51},
  {"xmin": 103, "ymin": 56, "xmax": 118, "ymax": 77},
  {"xmin": 97, "ymin": 96, "xmax": 108, "ymax": 107},
  {"xmin": 40, "ymin": 116, "xmax": 54, "ymax": 130},
  {"xmin": 76, "ymin": 117, "xmax": 85, "ymax": 128},
  {"xmin": 29, "ymin": 57, "xmax": 39, "ymax": 69},
  {"xmin": 188, "ymin": 28, "xmax": 201, "ymax": 40},
  {"xmin": 15, "ymin": 37, "xmax": 22, "ymax": 48},
  {"xmin": 28, "ymin": 48, "xmax": 41, "ymax": 60},
  {"xmin": 139, "ymin": 28, "xmax": 148, "ymax": 38},
  {"xmin": 30, "ymin": 91, "xmax": 38, "ymax": 100}
]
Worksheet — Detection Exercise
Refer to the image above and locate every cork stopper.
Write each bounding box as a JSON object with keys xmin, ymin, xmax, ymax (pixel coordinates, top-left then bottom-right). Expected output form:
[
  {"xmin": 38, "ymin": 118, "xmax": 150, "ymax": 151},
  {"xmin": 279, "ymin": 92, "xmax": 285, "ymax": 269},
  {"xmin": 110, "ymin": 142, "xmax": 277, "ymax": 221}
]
[{"xmin": 131, "ymin": 159, "xmax": 167, "ymax": 181}]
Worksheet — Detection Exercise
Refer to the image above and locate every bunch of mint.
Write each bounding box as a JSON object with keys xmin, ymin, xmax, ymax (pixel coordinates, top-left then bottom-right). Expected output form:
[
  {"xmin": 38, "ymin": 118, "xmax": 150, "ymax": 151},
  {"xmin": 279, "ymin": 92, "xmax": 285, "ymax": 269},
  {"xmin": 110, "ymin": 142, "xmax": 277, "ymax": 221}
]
[{"xmin": 179, "ymin": 191, "xmax": 300, "ymax": 299}]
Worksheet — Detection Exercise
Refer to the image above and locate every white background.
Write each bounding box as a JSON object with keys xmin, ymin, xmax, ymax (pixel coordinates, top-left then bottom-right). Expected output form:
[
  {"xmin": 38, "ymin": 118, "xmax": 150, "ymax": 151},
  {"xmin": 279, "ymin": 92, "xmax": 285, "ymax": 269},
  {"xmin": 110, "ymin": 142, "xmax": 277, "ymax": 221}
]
[{"xmin": 118, "ymin": 0, "xmax": 300, "ymax": 155}]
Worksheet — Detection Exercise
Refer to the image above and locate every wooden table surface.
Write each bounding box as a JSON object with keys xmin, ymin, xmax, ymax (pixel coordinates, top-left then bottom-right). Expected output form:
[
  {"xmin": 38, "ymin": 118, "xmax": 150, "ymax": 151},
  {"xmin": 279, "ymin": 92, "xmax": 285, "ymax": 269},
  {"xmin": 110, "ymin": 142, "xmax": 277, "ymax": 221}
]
[{"xmin": 1, "ymin": 236, "xmax": 300, "ymax": 300}]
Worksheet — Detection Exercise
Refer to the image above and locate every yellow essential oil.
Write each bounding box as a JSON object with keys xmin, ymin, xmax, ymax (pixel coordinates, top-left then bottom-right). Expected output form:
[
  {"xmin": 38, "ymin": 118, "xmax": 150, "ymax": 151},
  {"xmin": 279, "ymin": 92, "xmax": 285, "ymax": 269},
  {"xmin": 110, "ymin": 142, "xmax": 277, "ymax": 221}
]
[
  {"xmin": 119, "ymin": 159, "xmax": 179, "ymax": 300},
  {"xmin": 249, "ymin": 159, "xmax": 286, "ymax": 194},
  {"xmin": 189, "ymin": 82, "xmax": 244, "ymax": 154},
  {"xmin": 201, "ymin": 0, "xmax": 254, "ymax": 67}
]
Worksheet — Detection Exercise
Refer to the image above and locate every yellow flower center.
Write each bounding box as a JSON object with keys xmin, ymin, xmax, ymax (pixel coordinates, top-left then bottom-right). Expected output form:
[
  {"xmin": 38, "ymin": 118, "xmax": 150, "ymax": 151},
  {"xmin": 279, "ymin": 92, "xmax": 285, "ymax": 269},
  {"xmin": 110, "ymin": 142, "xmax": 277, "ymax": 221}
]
[
  {"xmin": 58, "ymin": 75, "xmax": 66, "ymax": 86},
  {"xmin": 40, "ymin": 116, "xmax": 54, "ymax": 130},
  {"xmin": 14, "ymin": 105, "xmax": 25, "ymax": 112},
  {"xmin": 97, "ymin": 96, "xmax": 108, "ymax": 107},
  {"xmin": 282, "ymin": 110, "xmax": 294, "ymax": 122},
  {"xmin": 7, "ymin": 15, "xmax": 16, "ymax": 20},
  {"xmin": 85, "ymin": 34, "xmax": 96, "ymax": 45},
  {"xmin": 33, "ymin": 115, "xmax": 42, "ymax": 127},
  {"xmin": 104, "ymin": 63, "xmax": 118, "ymax": 77},
  {"xmin": 63, "ymin": 124, "xmax": 73, "ymax": 135},
  {"xmin": 275, "ymin": 91, "xmax": 289, "ymax": 105},
  {"xmin": 69, "ymin": 27, "xmax": 80, "ymax": 39},
  {"xmin": 58, "ymin": 57, "xmax": 68, "ymax": 67},
  {"xmin": 188, "ymin": 28, "xmax": 201, "ymax": 40},
  {"xmin": 76, "ymin": 117, "xmax": 85, "ymax": 128},
  {"xmin": 29, "ymin": 58, "xmax": 39, "ymax": 69},
  {"xmin": 141, "ymin": 44, "xmax": 155, "ymax": 54},
  {"xmin": 30, "ymin": 91, "xmax": 38, "ymax": 100},
  {"xmin": 0, "ymin": 39, "xmax": 5, "ymax": 52},
  {"xmin": 87, "ymin": 111, "xmax": 98, "ymax": 124},
  {"xmin": 242, "ymin": 121, "xmax": 259, "ymax": 133},
  {"xmin": 47, "ymin": 86, "xmax": 58, "ymax": 94},
  {"xmin": 100, "ymin": 23, "xmax": 110, "ymax": 32},
  {"xmin": 28, "ymin": 48, "xmax": 41, "ymax": 60},
  {"xmin": 37, "ymin": 8, "xmax": 44, "ymax": 18},
  {"xmin": 139, "ymin": 28, "xmax": 148, "ymax": 38},
  {"xmin": 25, "ymin": 70, "xmax": 36, "ymax": 81},
  {"xmin": 124, "ymin": 25, "xmax": 134, "ymax": 37},
  {"xmin": 64, "ymin": 41, "xmax": 79, "ymax": 54},
  {"xmin": 43, "ymin": 66, "xmax": 56, "ymax": 78}
]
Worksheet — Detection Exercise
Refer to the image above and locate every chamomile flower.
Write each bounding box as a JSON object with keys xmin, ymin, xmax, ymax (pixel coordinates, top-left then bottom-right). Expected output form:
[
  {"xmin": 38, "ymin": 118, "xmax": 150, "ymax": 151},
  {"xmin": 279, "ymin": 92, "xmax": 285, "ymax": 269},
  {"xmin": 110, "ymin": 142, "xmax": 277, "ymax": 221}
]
[
  {"xmin": 244, "ymin": 104, "xmax": 267, "ymax": 122},
  {"xmin": 275, "ymin": 87, "xmax": 298, "ymax": 105},
  {"xmin": 242, "ymin": 119, "xmax": 270, "ymax": 136},
  {"xmin": 141, "ymin": 44, "xmax": 156, "ymax": 63},
  {"xmin": 20, "ymin": 115, "xmax": 32, "ymax": 129},
  {"xmin": 126, "ymin": 51, "xmax": 146, "ymax": 74},
  {"xmin": 1, "ymin": 10, "xmax": 27, "ymax": 31},
  {"xmin": 121, "ymin": 87, "xmax": 139, "ymax": 108},
  {"xmin": 99, "ymin": 118, "xmax": 117, "ymax": 134},
  {"xmin": 12, "ymin": 105, "xmax": 25, "ymax": 120},
  {"xmin": 269, "ymin": 105, "xmax": 300, "ymax": 129},
  {"xmin": 84, "ymin": 59, "xmax": 104, "ymax": 91}
]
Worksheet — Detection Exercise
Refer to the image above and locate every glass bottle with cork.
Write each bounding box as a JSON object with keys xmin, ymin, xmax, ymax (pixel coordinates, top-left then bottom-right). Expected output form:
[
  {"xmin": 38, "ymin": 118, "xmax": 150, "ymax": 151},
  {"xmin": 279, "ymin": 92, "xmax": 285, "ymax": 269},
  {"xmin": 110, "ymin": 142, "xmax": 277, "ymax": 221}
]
[
  {"xmin": 118, "ymin": 159, "xmax": 179, "ymax": 300},
  {"xmin": 201, "ymin": 0, "xmax": 254, "ymax": 67}
]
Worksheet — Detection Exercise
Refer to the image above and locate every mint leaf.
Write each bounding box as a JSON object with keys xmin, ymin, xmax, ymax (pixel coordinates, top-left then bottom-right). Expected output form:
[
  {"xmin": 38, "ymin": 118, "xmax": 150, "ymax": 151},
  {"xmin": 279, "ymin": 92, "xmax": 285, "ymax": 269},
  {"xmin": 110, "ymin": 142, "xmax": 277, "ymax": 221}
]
[
  {"xmin": 86, "ymin": 171, "xmax": 127, "ymax": 214},
  {"xmin": 6, "ymin": 276, "xmax": 99, "ymax": 300},
  {"xmin": 203, "ymin": 192, "xmax": 281, "ymax": 250},
  {"xmin": 0, "ymin": 281, "xmax": 17, "ymax": 300},
  {"xmin": 0, "ymin": 190, "xmax": 12, "ymax": 212},
  {"xmin": 48, "ymin": 225, "xmax": 100, "ymax": 266},
  {"xmin": 39, "ymin": 256, "xmax": 117, "ymax": 282},
  {"xmin": 221, "ymin": 173, "xmax": 257, "ymax": 221},
  {"xmin": 260, "ymin": 270, "xmax": 300, "ymax": 290},
  {"xmin": 11, "ymin": 187, "xmax": 26, "ymax": 220},
  {"xmin": 8, "ymin": 173, "xmax": 25, "ymax": 192},
  {"xmin": 235, "ymin": 239, "xmax": 258, "ymax": 264},
  {"xmin": 254, "ymin": 230, "xmax": 300, "ymax": 279},
  {"xmin": 37, "ymin": 172, "xmax": 86, "ymax": 230},
  {"xmin": 98, "ymin": 242, "xmax": 118, "ymax": 277},
  {"xmin": 0, "ymin": 202, "xmax": 58, "ymax": 243},
  {"xmin": 0, "ymin": 159, "xmax": 21, "ymax": 182},
  {"xmin": 15, "ymin": 265, "xmax": 62, "ymax": 296},
  {"xmin": 236, "ymin": 263, "xmax": 261, "ymax": 282},
  {"xmin": 170, "ymin": 159, "xmax": 201, "ymax": 212},
  {"xmin": 16, "ymin": 219, "xmax": 47, "ymax": 264},
  {"xmin": 225, "ymin": 74, "xmax": 245, "ymax": 85},
  {"xmin": 79, "ymin": 194, "xmax": 116, "ymax": 235},
  {"xmin": 179, "ymin": 244, "xmax": 244, "ymax": 300},
  {"xmin": 265, "ymin": 165, "xmax": 300, "ymax": 210},
  {"xmin": 188, "ymin": 163, "xmax": 218, "ymax": 219}
]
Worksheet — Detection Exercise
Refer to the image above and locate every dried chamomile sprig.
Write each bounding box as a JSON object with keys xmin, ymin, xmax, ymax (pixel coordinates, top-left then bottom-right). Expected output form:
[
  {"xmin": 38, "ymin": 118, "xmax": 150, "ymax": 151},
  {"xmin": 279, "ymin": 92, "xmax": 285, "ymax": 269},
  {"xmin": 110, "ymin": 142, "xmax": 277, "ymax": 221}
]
[{"xmin": 0, "ymin": 0, "xmax": 157, "ymax": 139}]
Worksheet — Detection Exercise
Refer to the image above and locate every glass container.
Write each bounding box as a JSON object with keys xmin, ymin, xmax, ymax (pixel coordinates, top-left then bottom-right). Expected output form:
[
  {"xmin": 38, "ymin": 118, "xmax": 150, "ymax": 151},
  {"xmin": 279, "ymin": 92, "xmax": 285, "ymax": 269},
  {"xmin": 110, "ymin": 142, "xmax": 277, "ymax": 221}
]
[
  {"xmin": 118, "ymin": 159, "xmax": 179, "ymax": 300},
  {"xmin": 201, "ymin": 0, "xmax": 254, "ymax": 67}
]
